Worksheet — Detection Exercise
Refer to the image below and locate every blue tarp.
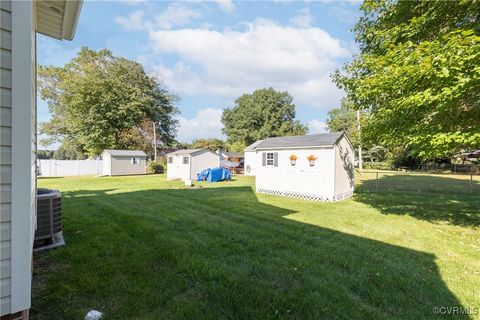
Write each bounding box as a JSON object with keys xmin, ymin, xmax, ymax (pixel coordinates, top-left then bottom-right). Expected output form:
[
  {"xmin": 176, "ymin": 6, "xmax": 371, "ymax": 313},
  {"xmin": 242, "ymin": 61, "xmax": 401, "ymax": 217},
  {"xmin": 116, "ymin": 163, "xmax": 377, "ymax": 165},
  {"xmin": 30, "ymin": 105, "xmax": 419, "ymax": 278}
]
[{"xmin": 197, "ymin": 167, "xmax": 231, "ymax": 182}]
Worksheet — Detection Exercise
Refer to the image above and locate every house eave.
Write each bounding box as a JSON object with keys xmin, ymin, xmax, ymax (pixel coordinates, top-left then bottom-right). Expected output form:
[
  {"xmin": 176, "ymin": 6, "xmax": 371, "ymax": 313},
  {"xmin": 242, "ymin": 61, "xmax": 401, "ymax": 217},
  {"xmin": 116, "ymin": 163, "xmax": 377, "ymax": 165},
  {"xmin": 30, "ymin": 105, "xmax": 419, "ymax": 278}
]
[{"xmin": 36, "ymin": 0, "xmax": 83, "ymax": 41}]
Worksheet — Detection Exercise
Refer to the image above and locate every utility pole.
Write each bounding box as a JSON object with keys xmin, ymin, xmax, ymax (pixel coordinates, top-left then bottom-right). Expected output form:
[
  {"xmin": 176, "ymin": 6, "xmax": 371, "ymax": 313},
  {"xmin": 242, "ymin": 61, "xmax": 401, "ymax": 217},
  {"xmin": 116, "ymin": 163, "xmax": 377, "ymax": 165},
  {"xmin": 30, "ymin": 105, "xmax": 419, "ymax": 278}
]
[
  {"xmin": 153, "ymin": 121, "xmax": 159, "ymax": 162},
  {"xmin": 357, "ymin": 109, "xmax": 363, "ymax": 172}
]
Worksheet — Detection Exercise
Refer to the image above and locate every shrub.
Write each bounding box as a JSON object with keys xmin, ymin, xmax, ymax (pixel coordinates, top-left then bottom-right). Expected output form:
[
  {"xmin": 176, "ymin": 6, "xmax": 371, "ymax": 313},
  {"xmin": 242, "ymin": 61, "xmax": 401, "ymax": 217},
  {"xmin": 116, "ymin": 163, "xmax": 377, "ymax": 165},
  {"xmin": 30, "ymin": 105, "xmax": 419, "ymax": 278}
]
[{"xmin": 147, "ymin": 161, "xmax": 164, "ymax": 174}]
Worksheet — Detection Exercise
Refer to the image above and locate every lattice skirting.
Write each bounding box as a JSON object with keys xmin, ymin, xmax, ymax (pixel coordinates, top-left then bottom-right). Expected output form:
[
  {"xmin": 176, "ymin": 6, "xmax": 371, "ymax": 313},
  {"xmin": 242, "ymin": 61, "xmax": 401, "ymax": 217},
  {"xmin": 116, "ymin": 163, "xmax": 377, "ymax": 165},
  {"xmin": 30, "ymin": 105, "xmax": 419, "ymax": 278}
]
[
  {"xmin": 334, "ymin": 190, "xmax": 353, "ymax": 201},
  {"xmin": 256, "ymin": 188, "xmax": 353, "ymax": 202},
  {"xmin": 256, "ymin": 188, "xmax": 329, "ymax": 202}
]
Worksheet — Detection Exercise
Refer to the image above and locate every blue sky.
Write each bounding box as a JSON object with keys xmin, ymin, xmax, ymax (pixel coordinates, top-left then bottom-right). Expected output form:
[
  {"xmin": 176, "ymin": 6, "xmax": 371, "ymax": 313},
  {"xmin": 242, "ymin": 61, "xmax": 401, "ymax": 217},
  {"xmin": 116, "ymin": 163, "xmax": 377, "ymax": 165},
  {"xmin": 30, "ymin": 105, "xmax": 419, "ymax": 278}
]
[{"xmin": 37, "ymin": 0, "xmax": 361, "ymax": 144}]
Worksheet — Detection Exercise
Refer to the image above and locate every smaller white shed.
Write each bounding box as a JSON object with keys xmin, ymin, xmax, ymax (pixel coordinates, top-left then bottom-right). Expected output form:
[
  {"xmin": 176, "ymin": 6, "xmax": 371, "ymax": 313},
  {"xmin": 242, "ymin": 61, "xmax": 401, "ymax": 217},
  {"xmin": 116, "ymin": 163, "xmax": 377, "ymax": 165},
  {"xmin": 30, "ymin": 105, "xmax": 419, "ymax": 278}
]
[
  {"xmin": 167, "ymin": 149, "xmax": 220, "ymax": 181},
  {"xmin": 244, "ymin": 140, "xmax": 264, "ymax": 176},
  {"xmin": 102, "ymin": 150, "xmax": 147, "ymax": 176}
]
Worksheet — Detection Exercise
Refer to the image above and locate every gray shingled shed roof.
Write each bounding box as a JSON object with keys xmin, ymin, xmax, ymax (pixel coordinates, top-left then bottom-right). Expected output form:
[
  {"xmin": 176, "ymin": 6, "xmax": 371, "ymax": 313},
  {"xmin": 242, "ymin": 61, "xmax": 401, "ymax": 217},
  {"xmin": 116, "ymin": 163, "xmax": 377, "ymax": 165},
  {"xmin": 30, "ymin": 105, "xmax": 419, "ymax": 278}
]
[
  {"xmin": 224, "ymin": 151, "xmax": 244, "ymax": 158},
  {"xmin": 166, "ymin": 149, "xmax": 209, "ymax": 156},
  {"xmin": 244, "ymin": 140, "xmax": 264, "ymax": 152},
  {"xmin": 254, "ymin": 132, "xmax": 345, "ymax": 150},
  {"xmin": 102, "ymin": 150, "xmax": 147, "ymax": 157}
]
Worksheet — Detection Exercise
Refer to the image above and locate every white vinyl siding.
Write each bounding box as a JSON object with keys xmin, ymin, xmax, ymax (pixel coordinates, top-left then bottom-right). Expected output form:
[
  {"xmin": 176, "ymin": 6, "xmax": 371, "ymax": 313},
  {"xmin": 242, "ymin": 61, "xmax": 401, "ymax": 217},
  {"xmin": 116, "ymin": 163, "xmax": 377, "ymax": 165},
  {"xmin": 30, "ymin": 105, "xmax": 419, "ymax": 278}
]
[
  {"xmin": 8, "ymin": 0, "xmax": 36, "ymax": 314},
  {"xmin": 0, "ymin": 0, "xmax": 13, "ymax": 315}
]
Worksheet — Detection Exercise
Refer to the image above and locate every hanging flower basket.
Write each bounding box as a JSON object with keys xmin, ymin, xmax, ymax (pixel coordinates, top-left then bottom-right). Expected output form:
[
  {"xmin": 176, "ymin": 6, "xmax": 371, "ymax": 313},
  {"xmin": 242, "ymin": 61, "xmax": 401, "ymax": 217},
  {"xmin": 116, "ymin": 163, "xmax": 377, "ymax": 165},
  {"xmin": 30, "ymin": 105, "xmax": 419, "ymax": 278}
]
[
  {"xmin": 307, "ymin": 155, "xmax": 317, "ymax": 166},
  {"xmin": 289, "ymin": 154, "xmax": 298, "ymax": 166}
]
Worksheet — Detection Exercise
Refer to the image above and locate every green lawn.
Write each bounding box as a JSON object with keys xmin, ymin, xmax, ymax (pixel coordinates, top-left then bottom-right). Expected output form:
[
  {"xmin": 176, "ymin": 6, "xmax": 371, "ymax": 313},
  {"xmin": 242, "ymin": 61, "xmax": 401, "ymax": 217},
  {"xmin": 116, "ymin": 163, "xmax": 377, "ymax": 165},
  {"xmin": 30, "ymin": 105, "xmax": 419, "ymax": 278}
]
[{"xmin": 33, "ymin": 174, "xmax": 480, "ymax": 319}]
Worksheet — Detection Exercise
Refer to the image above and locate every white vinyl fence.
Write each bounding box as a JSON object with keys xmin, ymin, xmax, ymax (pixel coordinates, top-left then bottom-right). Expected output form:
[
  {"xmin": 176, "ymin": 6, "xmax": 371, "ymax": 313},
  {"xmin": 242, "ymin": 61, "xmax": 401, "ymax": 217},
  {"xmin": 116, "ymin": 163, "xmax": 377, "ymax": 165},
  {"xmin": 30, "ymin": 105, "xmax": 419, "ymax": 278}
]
[{"xmin": 38, "ymin": 159, "xmax": 103, "ymax": 177}]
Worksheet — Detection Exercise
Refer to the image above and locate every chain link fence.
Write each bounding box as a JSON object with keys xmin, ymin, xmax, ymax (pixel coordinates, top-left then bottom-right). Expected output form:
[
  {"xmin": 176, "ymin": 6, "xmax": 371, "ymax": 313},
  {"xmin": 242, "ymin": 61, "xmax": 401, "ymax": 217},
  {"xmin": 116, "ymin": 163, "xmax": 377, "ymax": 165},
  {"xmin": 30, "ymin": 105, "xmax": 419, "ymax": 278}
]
[
  {"xmin": 417, "ymin": 163, "xmax": 480, "ymax": 175},
  {"xmin": 355, "ymin": 171, "xmax": 480, "ymax": 195}
]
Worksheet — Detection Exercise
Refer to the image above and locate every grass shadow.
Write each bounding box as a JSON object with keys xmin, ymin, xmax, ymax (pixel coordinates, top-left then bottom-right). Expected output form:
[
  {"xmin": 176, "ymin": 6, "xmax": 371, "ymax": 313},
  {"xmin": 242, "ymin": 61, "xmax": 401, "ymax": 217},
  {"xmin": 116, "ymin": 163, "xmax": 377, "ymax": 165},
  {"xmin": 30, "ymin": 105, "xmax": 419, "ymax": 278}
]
[
  {"xmin": 32, "ymin": 186, "xmax": 469, "ymax": 319},
  {"xmin": 355, "ymin": 174, "xmax": 480, "ymax": 227}
]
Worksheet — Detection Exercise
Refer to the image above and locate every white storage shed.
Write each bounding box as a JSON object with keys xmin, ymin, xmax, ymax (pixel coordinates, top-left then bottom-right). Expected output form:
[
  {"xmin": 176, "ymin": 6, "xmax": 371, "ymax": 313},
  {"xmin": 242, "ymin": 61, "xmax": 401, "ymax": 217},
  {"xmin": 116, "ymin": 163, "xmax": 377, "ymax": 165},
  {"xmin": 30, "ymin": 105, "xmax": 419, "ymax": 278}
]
[
  {"xmin": 102, "ymin": 150, "xmax": 147, "ymax": 176},
  {"xmin": 243, "ymin": 140, "xmax": 263, "ymax": 176},
  {"xmin": 166, "ymin": 149, "xmax": 220, "ymax": 181},
  {"xmin": 252, "ymin": 132, "xmax": 355, "ymax": 201}
]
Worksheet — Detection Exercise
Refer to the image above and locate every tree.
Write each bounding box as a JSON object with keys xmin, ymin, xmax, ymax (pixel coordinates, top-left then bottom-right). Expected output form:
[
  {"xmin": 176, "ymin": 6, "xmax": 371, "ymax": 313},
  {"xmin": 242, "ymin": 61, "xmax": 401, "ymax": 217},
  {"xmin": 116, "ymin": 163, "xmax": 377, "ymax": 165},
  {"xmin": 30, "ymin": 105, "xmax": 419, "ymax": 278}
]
[
  {"xmin": 326, "ymin": 98, "xmax": 359, "ymax": 146},
  {"xmin": 221, "ymin": 88, "xmax": 307, "ymax": 146},
  {"xmin": 53, "ymin": 141, "xmax": 87, "ymax": 160},
  {"xmin": 37, "ymin": 150, "xmax": 55, "ymax": 160},
  {"xmin": 363, "ymin": 145, "xmax": 388, "ymax": 163},
  {"xmin": 227, "ymin": 141, "xmax": 247, "ymax": 153},
  {"xmin": 333, "ymin": 0, "xmax": 480, "ymax": 160},
  {"xmin": 190, "ymin": 138, "xmax": 227, "ymax": 152},
  {"xmin": 39, "ymin": 48, "xmax": 179, "ymax": 156}
]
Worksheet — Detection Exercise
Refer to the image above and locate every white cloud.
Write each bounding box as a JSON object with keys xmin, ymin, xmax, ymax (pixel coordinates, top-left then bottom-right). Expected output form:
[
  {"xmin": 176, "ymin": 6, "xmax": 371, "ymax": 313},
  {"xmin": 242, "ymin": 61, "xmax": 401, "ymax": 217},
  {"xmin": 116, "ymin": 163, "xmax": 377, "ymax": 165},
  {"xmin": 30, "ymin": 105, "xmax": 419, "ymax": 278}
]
[
  {"xmin": 149, "ymin": 18, "xmax": 349, "ymax": 109},
  {"xmin": 327, "ymin": 2, "xmax": 361, "ymax": 25},
  {"xmin": 115, "ymin": 10, "xmax": 146, "ymax": 31},
  {"xmin": 289, "ymin": 8, "xmax": 313, "ymax": 28},
  {"xmin": 307, "ymin": 119, "xmax": 328, "ymax": 134},
  {"xmin": 115, "ymin": 4, "xmax": 201, "ymax": 31},
  {"xmin": 175, "ymin": 108, "xmax": 224, "ymax": 142},
  {"xmin": 155, "ymin": 3, "xmax": 201, "ymax": 30},
  {"xmin": 121, "ymin": 0, "xmax": 147, "ymax": 5},
  {"xmin": 215, "ymin": 0, "xmax": 235, "ymax": 13}
]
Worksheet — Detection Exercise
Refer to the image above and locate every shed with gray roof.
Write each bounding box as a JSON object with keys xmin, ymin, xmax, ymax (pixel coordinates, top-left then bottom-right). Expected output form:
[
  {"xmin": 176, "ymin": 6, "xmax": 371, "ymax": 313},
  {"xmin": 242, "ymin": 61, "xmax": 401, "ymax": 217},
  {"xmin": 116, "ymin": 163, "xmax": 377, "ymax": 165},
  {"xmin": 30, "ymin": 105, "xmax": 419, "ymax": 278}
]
[
  {"xmin": 102, "ymin": 149, "xmax": 147, "ymax": 176},
  {"xmin": 247, "ymin": 133, "xmax": 354, "ymax": 201},
  {"xmin": 166, "ymin": 149, "xmax": 220, "ymax": 181}
]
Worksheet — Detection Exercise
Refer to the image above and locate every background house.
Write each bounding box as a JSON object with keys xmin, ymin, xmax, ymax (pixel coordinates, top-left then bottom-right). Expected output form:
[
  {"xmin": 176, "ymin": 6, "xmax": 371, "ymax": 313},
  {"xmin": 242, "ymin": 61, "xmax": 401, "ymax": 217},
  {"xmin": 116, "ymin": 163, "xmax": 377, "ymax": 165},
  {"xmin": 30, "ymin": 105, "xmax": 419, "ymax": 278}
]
[
  {"xmin": 217, "ymin": 150, "xmax": 244, "ymax": 162},
  {"xmin": 101, "ymin": 150, "xmax": 147, "ymax": 176},
  {"xmin": 252, "ymin": 133, "xmax": 354, "ymax": 201},
  {"xmin": 217, "ymin": 150, "xmax": 244, "ymax": 174},
  {"xmin": 244, "ymin": 140, "xmax": 264, "ymax": 176},
  {"xmin": 0, "ymin": 1, "xmax": 83, "ymax": 318},
  {"xmin": 166, "ymin": 149, "xmax": 219, "ymax": 181}
]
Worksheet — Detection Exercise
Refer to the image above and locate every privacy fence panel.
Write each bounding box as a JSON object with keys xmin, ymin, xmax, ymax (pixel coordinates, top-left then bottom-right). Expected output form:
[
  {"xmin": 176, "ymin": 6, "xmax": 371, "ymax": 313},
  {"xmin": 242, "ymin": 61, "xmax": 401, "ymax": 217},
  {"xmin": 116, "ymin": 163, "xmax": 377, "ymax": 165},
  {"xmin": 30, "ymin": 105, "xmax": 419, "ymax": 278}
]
[{"xmin": 38, "ymin": 160, "xmax": 103, "ymax": 177}]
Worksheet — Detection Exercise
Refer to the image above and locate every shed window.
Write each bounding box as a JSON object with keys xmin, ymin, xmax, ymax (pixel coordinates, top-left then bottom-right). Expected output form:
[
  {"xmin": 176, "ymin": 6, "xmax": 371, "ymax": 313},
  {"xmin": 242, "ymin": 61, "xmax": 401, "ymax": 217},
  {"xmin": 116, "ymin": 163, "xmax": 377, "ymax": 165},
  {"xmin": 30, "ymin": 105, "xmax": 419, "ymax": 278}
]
[
  {"xmin": 262, "ymin": 152, "xmax": 278, "ymax": 167},
  {"xmin": 183, "ymin": 157, "xmax": 189, "ymax": 164},
  {"xmin": 131, "ymin": 157, "xmax": 139, "ymax": 164},
  {"xmin": 266, "ymin": 153, "xmax": 274, "ymax": 166},
  {"xmin": 168, "ymin": 157, "xmax": 173, "ymax": 163}
]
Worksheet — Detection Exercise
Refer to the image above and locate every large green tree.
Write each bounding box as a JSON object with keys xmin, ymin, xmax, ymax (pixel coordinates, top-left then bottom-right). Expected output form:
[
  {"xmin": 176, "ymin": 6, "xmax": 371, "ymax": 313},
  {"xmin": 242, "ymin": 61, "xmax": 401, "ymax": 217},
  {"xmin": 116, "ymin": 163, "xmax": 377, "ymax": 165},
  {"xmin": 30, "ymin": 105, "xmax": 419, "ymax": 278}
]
[
  {"xmin": 333, "ymin": 0, "xmax": 480, "ymax": 160},
  {"xmin": 326, "ymin": 98, "xmax": 359, "ymax": 146},
  {"xmin": 221, "ymin": 88, "xmax": 307, "ymax": 146},
  {"xmin": 190, "ymin": 138, "xmax": 227, "ymax": 152},
  {"xmin": 39, "ymin": 48, "xmax": 178, "ymax": 156}
]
